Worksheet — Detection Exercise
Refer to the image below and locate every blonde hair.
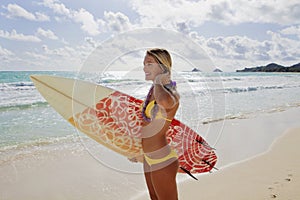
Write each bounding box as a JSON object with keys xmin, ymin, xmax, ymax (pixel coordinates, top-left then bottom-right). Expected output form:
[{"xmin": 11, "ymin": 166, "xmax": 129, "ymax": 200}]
[{"xmin": 146, "ymin": 48, "xmax": 172, "ymax": 73}]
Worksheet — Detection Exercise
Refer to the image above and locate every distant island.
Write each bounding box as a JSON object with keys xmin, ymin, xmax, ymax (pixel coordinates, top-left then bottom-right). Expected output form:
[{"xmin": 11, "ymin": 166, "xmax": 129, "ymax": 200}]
[
  {"xmin": 192, "ymin": 68, "xmax": 201, "ymax": 72},
  {"xmin": 191, "ymin": 68, "xmax": 223, "ymax": 72},
  {"xmin": 213, "ymin": 68, "xmax": 223, "ymax": 72},
  {"xmin": 236, "ymin": 63, "xmax": 300, "ymax": 72}
]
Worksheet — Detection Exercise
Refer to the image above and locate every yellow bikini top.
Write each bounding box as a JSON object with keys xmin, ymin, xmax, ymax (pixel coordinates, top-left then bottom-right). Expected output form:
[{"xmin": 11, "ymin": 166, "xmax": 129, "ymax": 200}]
[{"xmin": 143, "ymin": 100, "xmax": 172, "ymax": 122}]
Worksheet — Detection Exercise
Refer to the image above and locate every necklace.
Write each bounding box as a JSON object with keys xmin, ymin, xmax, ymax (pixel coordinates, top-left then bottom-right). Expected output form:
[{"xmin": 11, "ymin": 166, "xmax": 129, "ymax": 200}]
[{"xmin": 141, "ymin": 85, "xmax": 154, "ymax": 122}]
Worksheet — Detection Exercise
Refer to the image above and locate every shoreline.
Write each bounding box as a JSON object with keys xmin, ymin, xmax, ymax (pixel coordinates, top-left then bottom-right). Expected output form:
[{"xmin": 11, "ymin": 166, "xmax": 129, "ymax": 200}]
[{"xmin": 203, "ymin": 106, "xmax": 300, "ymax": 168}]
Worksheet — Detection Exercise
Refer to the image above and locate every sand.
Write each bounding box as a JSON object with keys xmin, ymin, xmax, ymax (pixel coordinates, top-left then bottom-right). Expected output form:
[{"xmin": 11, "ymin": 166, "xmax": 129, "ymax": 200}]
[
  {"xmin": 0, "ymin": 144, "xmax": 146, "ymax": 200},
  {"xmin": 178, "ymin": 127, "xmax": 300, "ymax": 200},
  {"xmin": 1, "ymin": 107, "xmax": 300, "ymax": 199}
]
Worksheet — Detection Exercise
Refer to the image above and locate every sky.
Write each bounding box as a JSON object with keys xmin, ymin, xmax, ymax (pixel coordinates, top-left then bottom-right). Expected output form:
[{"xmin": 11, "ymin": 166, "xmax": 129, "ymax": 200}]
[{"xmin": 0, "ymin": 0, "xmax": 300, "ymax": 71}]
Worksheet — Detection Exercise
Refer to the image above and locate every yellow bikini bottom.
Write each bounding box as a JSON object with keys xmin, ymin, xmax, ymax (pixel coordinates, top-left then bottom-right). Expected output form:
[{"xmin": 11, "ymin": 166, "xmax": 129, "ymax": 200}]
[{"xmin": 144, "ymin": 149, "xmax": 178, "ymax": 166}]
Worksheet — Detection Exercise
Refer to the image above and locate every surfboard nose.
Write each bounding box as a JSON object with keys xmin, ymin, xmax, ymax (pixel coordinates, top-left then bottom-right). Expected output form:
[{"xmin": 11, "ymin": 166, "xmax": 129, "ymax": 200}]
[
  {"xmin": 30, "ymin": 75, "xmax": 36, "ymax": 81},
  {"xmin": 30, "ymin": 75, "xmax": 42, "ymax": 84}
]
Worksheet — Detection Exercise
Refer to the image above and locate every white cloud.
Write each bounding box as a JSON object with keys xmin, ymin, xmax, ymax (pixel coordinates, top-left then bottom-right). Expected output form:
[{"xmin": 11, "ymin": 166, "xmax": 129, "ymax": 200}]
[
  {"xmin": 0, "ymin": 45, "xmax": 14, "ymax": 56},
  {"xmin": 85, "ymin": 37, "xmax": 97, "ymax": 48},
  {"xmin": 41, "ymin": 44, "xmax": 84, "ymax": 58},
  {"xmin": 36, "ymin": 28, "xmax": 58, "ymax": 40},
  {"xmin": 20, "ymin": 42, "xmax": 96, "ymax": 70},
  {"xmin": 41, "ymin": 0, "xmax": 133, "ymax": 35},
  {"xmin": 204, "ymin": 36, "xmax": 264, "ymax": 60},
  {"xmin": 35, "ymin": 12, "xmax": 50, "ymax": 21},
  {"xmin": 40, "ymin": 44, "xmax": 70, "ymax": 57},
  {"xmin": 280, "ymin": 25, "xmax": 300, "ymax": 38},
  {"xmin": 226, "ymin": 0, "xmax": 300, "ymax": 25},
  {"xmin": 104, "ymin": 11, "xmax": 132, "ymax": 32},
  {"xmin": 0, "ymin": 45, "xmax": 14, "ymax": 68},
  {"xmin": 3, "ymin": 3, "xmax": 50, "ymax": 21},
  {"xmin": 190, "ymin": 30, "xmax": 300, "ymax": 70},
  {"xmin": 42, "ymin": 0, "xmax": 70, "ymax": 16},
  {"xmin": 0, "ymin": 45, "xmax": 15, "ymax": 65},
  {"xmin": 25, "ymin": 51, "xmax": 49, "ymax": 60},
  {"xmin": 266, "ymin": 31, "xmax": 300, "ymax": 61},
  {"xmin": 42, "ymin": 0, "xmax": 100, "ymax": 35},
  {"xmin": 125, "ymin": 0, "xmax": 300, "ymax": 70},
  {"xmin": 72, "ymin": 8, "xmax": 100, "ymax": 36},
  {"xmin": 129, "ymin": 0, "xmax": 300, "ymax": 30},
  {"xmin": 0, "ymin": 29, "xmax": 41, "ymax": 42},
  {"xmin": 2, "ymin": 0, "xmax": 299, "ymax": 71}
]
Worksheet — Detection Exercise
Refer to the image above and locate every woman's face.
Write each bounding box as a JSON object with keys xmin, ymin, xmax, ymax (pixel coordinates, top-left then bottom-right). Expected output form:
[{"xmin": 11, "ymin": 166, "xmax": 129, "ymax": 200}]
[{"xmin": 143, "ymin": 54, "xmax": 163, "ymax": 81}]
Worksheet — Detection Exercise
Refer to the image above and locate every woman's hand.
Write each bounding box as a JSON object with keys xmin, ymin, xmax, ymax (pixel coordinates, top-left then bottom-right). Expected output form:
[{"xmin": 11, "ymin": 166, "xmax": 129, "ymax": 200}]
[
  {"xmin": 154, "ymin": 72, "xmax": 171, "ymax": 85},
  {"xmin": 128, "ymin": 154, "xmax": 144, "ymax": 163},
  {"xmin": 153, "ymin": 72, "xmax": 179, "ymax": 110},
  {"xmin": 128, "ymin": 157, "xmax": 138, "ymax": 163}
]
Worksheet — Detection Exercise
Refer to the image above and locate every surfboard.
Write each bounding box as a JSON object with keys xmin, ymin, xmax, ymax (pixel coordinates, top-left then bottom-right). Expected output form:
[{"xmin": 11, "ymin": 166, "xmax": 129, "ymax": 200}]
[{"xmin": 30, "ymin": 75, "xmax": 217, "ymax": 178}]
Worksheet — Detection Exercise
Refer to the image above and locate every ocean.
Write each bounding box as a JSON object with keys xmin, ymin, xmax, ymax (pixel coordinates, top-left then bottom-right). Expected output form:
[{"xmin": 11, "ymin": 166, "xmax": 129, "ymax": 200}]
[{"xmin": 1, "ymin": 71, "xmax": 300, "ymax": 149}]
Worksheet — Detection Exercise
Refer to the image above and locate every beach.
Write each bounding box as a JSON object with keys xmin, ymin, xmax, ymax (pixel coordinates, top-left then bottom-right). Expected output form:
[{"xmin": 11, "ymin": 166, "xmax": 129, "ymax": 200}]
[
  {"xmin": 0, "ymin": 135, "xmax": 146, "ymax": 200},
  {"xmin": 178, "ymin": 122, "xmax": 300, "ymax": 199},
  {"xmin": 1, "ymin": 0, "xmax": 300, "ymax": 199},
  {"xmin": 1, "ymin": 71, "xmax": 300, "ymax": 199},
  {"xmin": 1, "ymin": 106, "xmax": 299, "ymax": 199},
  {"xmin": 178, "ymin": 127, "xmax": 300, "ymax": 200}
]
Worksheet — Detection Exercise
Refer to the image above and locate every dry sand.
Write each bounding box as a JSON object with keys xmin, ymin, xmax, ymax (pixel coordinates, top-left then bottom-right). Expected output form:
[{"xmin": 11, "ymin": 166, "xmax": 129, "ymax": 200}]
[{"xmin": 178, "ymin": 127, "xmax": 300, "ymax": 200}]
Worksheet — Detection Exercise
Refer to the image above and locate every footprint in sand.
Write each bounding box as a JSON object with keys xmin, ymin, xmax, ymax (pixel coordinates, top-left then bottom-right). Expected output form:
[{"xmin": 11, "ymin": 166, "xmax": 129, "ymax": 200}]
[
  {"xmin": 268, "ymin": 172, "xmax": 293, "ymax": 199},
  {"xmin": 271, "ymin": 194, "xmax": 277, "ymax": 198},
  {"xmin": 285, "ymin": 173, "xmax": 292, "ymax": 182}
]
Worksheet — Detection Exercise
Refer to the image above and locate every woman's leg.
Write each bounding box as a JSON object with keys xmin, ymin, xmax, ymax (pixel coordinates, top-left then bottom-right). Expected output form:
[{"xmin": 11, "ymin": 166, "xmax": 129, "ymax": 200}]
[
  {"xmin": 144, "ymin": 161, "xmax": 159, "ymax": 200},
  {"xmin": 151, "ymin": 159, "xmax": 179, "ymax": 200}
]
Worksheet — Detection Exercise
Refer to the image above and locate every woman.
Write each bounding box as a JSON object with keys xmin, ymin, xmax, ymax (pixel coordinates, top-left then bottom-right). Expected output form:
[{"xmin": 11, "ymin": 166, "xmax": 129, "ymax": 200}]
[{"xmin": 135, "ymin": 48, "xmax": 180, "ymax": 200}]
